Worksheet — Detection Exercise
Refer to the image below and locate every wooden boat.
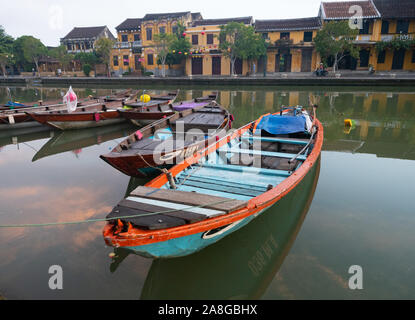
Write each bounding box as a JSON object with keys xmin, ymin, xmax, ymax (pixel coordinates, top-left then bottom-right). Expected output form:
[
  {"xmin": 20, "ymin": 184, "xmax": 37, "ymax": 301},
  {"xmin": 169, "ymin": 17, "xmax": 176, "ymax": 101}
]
[
  {"xmin": 103, "ymin": 106, "xmax": 323, "ymax": 258},
  {"xmin": 32, "ymin": 123, "xmax": 136, "ymax": 162},
  {"xmin": 0, "ymin": 97, "xmax": 101, "ymax": 131},
  {"xmin": 0, "ymin": 89, "xmax": 135, "ymax": 111},
  {"xmin": 100, "ymin": 101, "xmax": 232, "ymax": 177},
  {"xmin": 122, "ymin": 91, "xmax": 178, "ymax": 108},
  {"xmin": 135, "ymin": 159, "xmax": 320, "ymax": 297},
  {"xmin": 26, "ymin": 100, "xmax": 126, "ymax": 130},
  {"xmin": 119, "ymin": 93, "xmax": 219, "ymax": 126}
]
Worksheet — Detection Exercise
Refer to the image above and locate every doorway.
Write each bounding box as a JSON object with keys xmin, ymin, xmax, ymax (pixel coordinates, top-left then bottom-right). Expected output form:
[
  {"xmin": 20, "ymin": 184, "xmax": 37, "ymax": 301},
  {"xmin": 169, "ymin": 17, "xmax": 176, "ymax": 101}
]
[
  {"xmin": 212, "ymin": 56, "xmax": 221, "ymax": 75},
  {"xmin": 301, "ymin": 49, "xmax": 313, "ymax": 72},
  {"xmin": 392, "ymin": 49, "xmax": 406, "ymax": 70},
  {"xmin": 192, "ymin": 57, "xmax": 203, "ymax": 75}
]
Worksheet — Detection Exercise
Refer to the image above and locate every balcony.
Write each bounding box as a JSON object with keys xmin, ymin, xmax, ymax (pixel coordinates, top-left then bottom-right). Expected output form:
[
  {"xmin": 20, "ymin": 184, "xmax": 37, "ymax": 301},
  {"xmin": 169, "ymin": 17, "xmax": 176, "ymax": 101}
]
[
  {"xmin": 132, "ymin": 41, "xmax": 142, "ymax": 47},
  {"xmin": 113, "ymin": 41, "xmax": 142, "ymax": 49},
  {"xmin": 355, "ymin": 35, "xmax": 373, "ymax": 43}
]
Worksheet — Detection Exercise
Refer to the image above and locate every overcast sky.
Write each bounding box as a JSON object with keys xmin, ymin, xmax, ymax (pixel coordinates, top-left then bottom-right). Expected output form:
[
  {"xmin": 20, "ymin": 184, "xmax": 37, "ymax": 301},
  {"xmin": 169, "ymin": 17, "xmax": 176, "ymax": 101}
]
[{"xmin": 1, "ymin": 0, "xmax": 355, "ymax": 46}]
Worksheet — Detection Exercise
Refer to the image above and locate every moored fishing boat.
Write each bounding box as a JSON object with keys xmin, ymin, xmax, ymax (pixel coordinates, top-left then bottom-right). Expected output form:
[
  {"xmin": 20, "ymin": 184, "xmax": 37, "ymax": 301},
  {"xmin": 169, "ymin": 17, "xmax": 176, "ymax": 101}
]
[
  {"xmin": 100, "ymin": 101, "xmax": 232, "ymax": 177},
  {"xmin": 103, "ymin": 105, "xmax": 323, "ymax": 258},
  {"xmin": 26, "ymin": 100, "xmax": 126, "ymax": 130},
  {"xmin": 0, "ymin": 97, "xmax": 101, "ymax": 130},
  {"xmin": 119, "ymin": 93, "xmax": 219, "ymax": 126},
  {"xmin": 122, "ymin": 91, "xmax": 179, "ymax": 108}
]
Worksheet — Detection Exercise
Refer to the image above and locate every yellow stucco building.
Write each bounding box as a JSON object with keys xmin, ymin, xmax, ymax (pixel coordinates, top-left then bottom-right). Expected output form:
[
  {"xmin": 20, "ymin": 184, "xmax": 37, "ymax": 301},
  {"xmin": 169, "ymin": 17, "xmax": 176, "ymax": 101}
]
[
  {"xmin": 183, "ymin": 17, "xmax": 253, "ymax": 76},
  {"xmin": 111, "ymin": 18, "xmax": 143, "ymax": 76},
  {"xmin": 255, "ymin": 17, "xmax": 322, "ymax": 73},
  {"xmin": 319, "ymin": 0, "xmax": 415, "ymax": 71}
]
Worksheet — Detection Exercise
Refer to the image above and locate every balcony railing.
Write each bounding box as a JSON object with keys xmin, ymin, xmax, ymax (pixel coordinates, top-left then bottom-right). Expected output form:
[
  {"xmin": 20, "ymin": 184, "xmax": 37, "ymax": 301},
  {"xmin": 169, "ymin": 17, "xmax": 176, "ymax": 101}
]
[
  {"xmin": 355, "ymin": 35, "xmax": 372, "ymax": 42},
  {"xmin": 380, "ymin": 33, "xmax": 415, "ymax": 42},
  {"xmin": 113, "ymin": 41, "xmax": 142, "ymax": 49}
]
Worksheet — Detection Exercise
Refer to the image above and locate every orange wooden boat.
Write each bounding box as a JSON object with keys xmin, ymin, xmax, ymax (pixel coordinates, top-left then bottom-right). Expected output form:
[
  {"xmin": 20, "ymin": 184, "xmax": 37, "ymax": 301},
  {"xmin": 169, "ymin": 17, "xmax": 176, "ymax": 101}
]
[{"xmin": 103, "ymin": 105, "xmax": 323, "ymax": 258}]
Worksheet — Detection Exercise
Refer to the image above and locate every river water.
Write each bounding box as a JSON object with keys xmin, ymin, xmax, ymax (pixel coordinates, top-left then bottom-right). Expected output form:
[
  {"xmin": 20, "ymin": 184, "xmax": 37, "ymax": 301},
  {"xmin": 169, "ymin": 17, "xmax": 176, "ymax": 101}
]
[{"xmin": 0, "ymin": 85, "xmax": 414, "ymax": 299}]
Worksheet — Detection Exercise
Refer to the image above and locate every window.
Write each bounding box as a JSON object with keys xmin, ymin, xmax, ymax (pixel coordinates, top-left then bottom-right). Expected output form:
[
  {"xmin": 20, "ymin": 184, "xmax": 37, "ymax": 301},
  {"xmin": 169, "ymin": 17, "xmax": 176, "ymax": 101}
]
[
  {"xmin": 192, "ymin": 34, "xmax": 199, "ymax": 45},
  {"xmin": 159, "ymin": 26, "xmax": 166, "ymax": 34},
  {"xmin": 123, "ymin": 55, "xmax": 129, "ymax": 66},
  {"xmin": 207, "ymin": 34, "xmax": 214, "ymax": 44},
  {"xmin": 67, "ymin": 44, "xmax": 72, "ymax": 51},
  {"xmin": 134, "ymin": 34, "xmax": 140, "ymax": 41},
  {"xmin": 412, "ymin": 50, "xmax": 415, "ymax": 63},
  {"xmin": 147, "ymin": 54, "xmax": 154, "ymax": 65},
  {"xmin": 303, "ymin": 32, "xmax": 313, "ymax": 42},
  {"xmin": 262, "ymin": 33, "xmax": 268, "ymax": 40},
  {"xmin": 378, "ymin": 50, "xmax": 386, "ymax": 64},
  {"xmin": 280, "ymin": 32, "xmax": 290, "ymax": 40},
  {"xmin": 146, "ymin": 28, "xmax": 152, "ymax": 41},
  {"xmin": 172, "ymin": 25, "xmax": 178, "ymax": 34},
  {"xmin": 113, "ymin": 56, "xmax": 118, "ymax": 66},
  {"xmin": 359, "ymin": 20, "xmax": 370, "ymax": 35},
  {"xmin": 397, "ymin": 20, "xmax": 409, "ymax": 34},
  {"xmin": 381, "ymin": 21, "xmax": 389, "ymax": 34},
  {"xmin": 121, "ymin": 34, "xmax": 128, "ymax": 42}
]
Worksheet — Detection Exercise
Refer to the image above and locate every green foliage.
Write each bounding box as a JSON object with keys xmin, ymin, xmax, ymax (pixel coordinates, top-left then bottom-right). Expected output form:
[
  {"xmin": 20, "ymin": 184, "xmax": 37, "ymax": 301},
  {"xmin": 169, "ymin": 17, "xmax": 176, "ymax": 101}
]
[
  {"xmin": 375, "ymin": 38, "xmax": 415, "ymax": 52},
  {"xmin": 169, "ymin": 36, "xmax": 191, "ymax": 64},
  {"xmin": 74, "ymin": 52, "xmax": 99, "ymax": 66},
  {"xmin": 49, "ymin": 45, "xmax": 74, "ymax": 71},
  {"xmin": 82, "ymin": 63, "xmax": 92, "ymax": 77},
  {"xmin": 0, "ymin": 26, "xmax": 14, "ymax": 75},
  {"xmin": 95, "ymin": 37, "xmax": 115, "ymax": 77},
  {"xmin": 219, "ymin": 22, "xmax": 266, "ymax": 75},
  {"xmin": 314, "ymin": 21, "xmax": 359, "ymax": 72},
  {"xmin": 20, "ymin": 36, "xmax": 47, "ymax": 73}
]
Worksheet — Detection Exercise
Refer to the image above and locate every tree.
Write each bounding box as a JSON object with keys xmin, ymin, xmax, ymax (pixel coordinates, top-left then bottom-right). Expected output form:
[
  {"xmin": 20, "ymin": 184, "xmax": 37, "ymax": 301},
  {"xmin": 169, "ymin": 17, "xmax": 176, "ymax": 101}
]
[
  {"xmin": 95, "ymin": 38, "xmax": 114, "ymax": 77},
  {"xmin": 219, "ymin": 22, "xmax": 266, "ymax": 76},
  {"xmin": 20, "ymin": 36, "xmax": 47, "ymax": 76},
  {"xmin": 236, "ymin": 25, "xmax": 267, "ymax": 74},
  {"xmin": 314, "ymin": 21, "xmax": 359, "ymax": 73},
  {"xmin": 0, "ymin": 26, "xmax": 14, "ymax": 77},
  {"xmin": 74, "ymin": 51, "xmax": 99, "ymax": 75},
  {"xmin": 153, "ymin": 33, "xmax": 175, "ymax": 77},
  {"xmin": 49, "ymin": 45, "xmax": 74, "ymax": 72}
]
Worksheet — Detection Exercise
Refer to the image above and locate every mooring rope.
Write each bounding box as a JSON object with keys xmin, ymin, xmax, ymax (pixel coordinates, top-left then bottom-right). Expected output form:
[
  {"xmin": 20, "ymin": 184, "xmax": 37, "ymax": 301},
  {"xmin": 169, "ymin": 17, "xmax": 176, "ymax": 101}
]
[{"xmin": 0, "ymin": 199, "xmax": 236, "ymax": 229}]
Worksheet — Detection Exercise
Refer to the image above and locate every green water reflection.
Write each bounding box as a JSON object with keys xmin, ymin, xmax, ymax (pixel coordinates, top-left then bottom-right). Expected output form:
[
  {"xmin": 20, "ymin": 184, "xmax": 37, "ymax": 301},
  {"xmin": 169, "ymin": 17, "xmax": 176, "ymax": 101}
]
[{"xmin": 0, "ymin": 85, "xmax": 414, "ymax": 299}]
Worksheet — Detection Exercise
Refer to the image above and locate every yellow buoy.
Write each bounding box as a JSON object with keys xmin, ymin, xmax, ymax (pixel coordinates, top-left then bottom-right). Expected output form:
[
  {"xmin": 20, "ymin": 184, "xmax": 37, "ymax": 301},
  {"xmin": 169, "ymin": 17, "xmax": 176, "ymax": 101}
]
[
  {"xmin": 344, "ymin": 119, "xmax": 354, "ymax": 127},
  {"xmin": 140, "ymin": 94, "xmax": 151, "ymax": 103}
]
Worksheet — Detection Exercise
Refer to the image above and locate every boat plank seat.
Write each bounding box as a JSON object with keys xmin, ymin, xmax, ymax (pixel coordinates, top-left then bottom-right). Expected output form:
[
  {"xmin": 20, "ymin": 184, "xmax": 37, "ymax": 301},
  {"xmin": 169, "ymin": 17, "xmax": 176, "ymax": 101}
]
[
  {"xmin": 107, "ymin": 205, "xmax": 187, "ymax": 230},
  {"xmin": 241, "ymin": 136, "xmax": 309, "ymax": 145},
  {"xmin": 199, "ymin": 162, "xmax": 291, "ymax": 177},
  {"xmin": 176, "ymin": 176, "xmax": 264, "ymax": 197},
  {"xmin": 224, "ymin": 148, "xmax": 307, "ymax": 161},
  {"xmin": 119, "ymin": 199, "xmax": 209, "ymax": 223},
  {"xmin": 131, "ymin": 186, "xmax": 247, "ymax": 213}
]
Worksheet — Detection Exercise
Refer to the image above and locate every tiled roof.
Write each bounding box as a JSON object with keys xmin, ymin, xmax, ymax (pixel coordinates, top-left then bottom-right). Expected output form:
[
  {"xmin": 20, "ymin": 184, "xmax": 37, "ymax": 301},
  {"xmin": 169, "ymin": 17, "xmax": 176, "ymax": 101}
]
[
  {"xmin": 255, "ymin": 17, "xmax": 322, "ymax": 32},
  {"xmin": 373, "ymin": 0, "xmax": 415, "ymax": 19},
  {"xmin": 116, "ymin": 18, "xmax": 142, "ymax": 31},
  {"xmin": 62, "ymin": 26, "xmax": 113, "ymax": 40},
  {"xmin": 191, "ymin": 12, "xmax": 203, "ymax": 21},
  {"xmin": 143, "ymin": 12, "xmax": 190, "ymax": 21},
  {"xmin": 192, "ymin": 17, "xmax": 253, "ymax": 27},
  {"xmin": 320, "ymin": 1, "xmax": 380, "ymax": 19}
]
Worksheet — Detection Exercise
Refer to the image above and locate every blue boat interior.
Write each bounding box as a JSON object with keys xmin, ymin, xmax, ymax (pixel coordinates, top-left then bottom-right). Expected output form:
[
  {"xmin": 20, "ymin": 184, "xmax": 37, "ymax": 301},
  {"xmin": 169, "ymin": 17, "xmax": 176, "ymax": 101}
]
[{"xmin": 107, "ymin": 108, "xmax": 315, "ymax": 231}]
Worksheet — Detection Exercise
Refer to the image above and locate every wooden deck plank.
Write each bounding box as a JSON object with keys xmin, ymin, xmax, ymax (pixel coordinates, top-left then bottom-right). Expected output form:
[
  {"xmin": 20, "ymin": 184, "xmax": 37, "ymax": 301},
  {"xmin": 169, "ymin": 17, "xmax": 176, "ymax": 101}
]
[
  {"xmin": 119, "ymin": 199, "xmax": 208, "ymax": 223},
  {"xmin": 225, "ymin": 148, "xmax": 307, "ymax": 161},
  {"xmin": 241, "ymin": 136, "xmax": 309, "ymax": 145},
  {"xmin": 130, "ymin": 186, "xmax": 247, "ymax": 213}
]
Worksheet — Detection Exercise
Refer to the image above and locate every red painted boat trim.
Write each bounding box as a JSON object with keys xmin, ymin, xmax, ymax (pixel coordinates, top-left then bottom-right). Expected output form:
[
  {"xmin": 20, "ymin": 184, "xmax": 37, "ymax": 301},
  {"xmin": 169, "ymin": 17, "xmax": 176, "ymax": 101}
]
[{"xmin": 103, "ymin": 117, "xmax": 324, "ymax": 248}]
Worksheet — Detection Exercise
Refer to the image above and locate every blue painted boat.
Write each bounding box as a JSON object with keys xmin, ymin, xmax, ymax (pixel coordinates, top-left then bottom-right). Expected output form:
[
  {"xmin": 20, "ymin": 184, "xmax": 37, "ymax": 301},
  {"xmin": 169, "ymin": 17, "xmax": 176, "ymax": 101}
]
[{"xmin": 103, "ymin": 106, "xmax": 323, "ymax": 258}]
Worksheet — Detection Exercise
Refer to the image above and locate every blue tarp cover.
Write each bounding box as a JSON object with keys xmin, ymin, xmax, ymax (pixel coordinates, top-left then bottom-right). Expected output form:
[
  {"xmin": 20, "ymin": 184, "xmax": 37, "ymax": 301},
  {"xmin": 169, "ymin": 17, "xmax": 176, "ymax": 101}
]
[
  {"xmin": 255, "ymin": 114, "xmax": 306, "ymax": 135},
  {"xmin": 6, "ymin": 101, "xmax": 26, "ymax": 107}
]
